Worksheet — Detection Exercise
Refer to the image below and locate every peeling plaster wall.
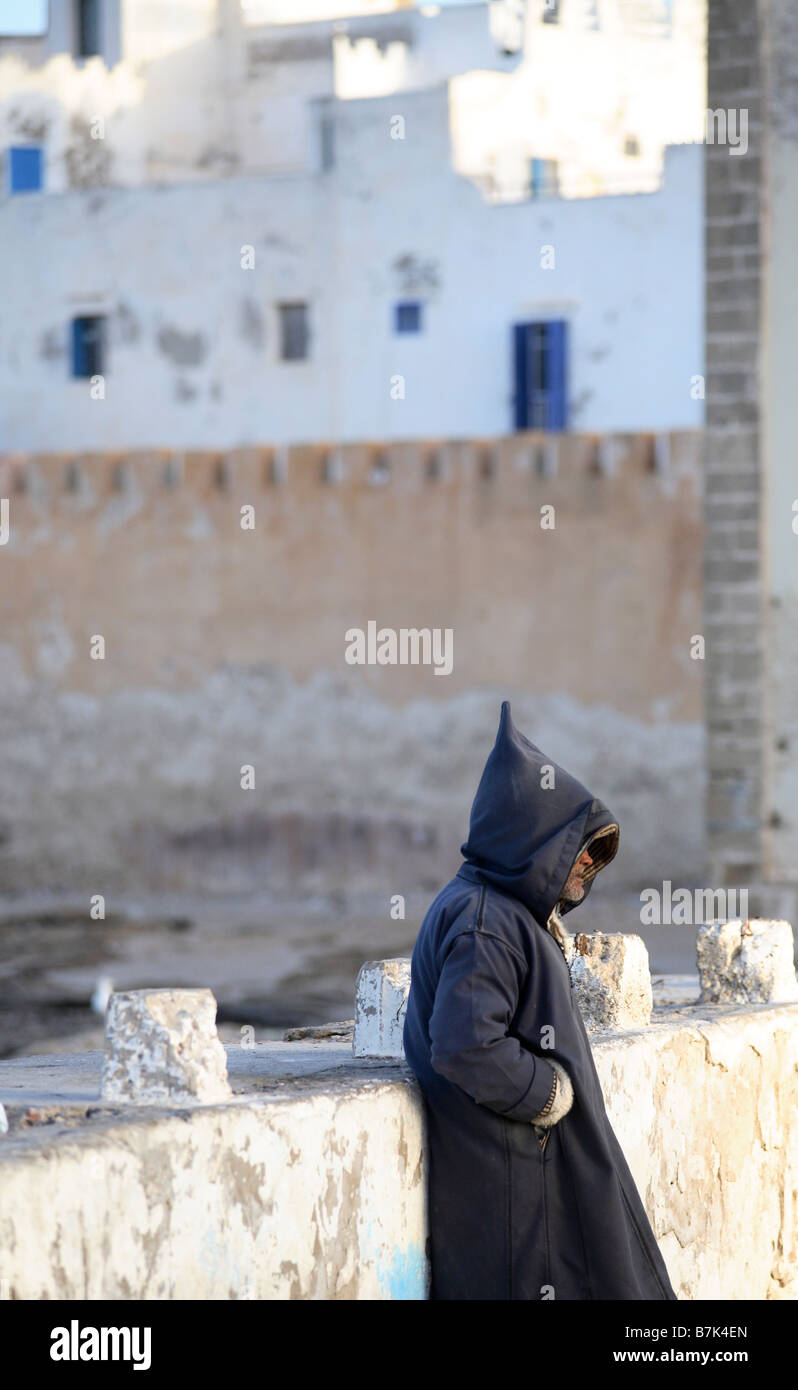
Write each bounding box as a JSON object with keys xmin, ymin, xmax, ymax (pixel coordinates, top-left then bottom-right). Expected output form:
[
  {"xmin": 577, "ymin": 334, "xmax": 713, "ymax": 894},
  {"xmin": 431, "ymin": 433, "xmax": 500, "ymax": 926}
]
[
  {"xmin": 0, "ymin": 1002, "xmax": 796, "ymax": 1300},
  {"xmin": 595, "ymin": 1004, "xmax": 798, "ymax": 1300},
  {"xmin": 0, "ymin": 1072, "xmax": 428, "ymax": 1300}
]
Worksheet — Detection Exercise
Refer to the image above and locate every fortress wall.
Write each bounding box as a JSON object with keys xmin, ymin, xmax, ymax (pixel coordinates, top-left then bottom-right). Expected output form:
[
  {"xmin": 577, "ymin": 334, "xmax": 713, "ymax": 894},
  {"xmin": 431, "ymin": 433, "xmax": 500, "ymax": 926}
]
[{"xmin": 0, "ymin": 432, "xmax": 703, "ymax": 894}]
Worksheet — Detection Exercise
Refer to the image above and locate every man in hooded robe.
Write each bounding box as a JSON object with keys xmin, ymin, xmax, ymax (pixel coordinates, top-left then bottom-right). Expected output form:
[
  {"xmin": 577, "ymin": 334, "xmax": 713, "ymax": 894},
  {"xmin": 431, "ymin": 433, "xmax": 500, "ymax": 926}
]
[{"xmin": 403, "ymin": 701, "xmax": 677, "ymax": 1301}]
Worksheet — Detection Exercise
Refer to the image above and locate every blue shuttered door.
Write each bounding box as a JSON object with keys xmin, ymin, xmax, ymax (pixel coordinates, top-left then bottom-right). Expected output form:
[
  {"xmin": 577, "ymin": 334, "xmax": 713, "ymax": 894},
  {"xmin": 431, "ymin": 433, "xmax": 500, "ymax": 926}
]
[
  {"xmin": 513, "ymin": 323, "xmax": 530, "ymax": 431},
  {"xmin": 72, "ymin": 318, "xmax": 87, "ymax": 377},
  {"xmin": 546, "ymin": 319, "xmax": 568, "ymax": 430},
  {"xmin": 512, "ymin": 319, "xmax": 568, "ymax": 432}
]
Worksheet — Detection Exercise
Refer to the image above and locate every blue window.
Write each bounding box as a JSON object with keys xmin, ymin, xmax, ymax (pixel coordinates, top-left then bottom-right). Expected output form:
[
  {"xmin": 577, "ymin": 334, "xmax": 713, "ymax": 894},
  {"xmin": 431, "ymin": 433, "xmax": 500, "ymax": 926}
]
[
  {"xmin": 71, "ymin": 315, "xmax": 105, "ymax": 378},
  {"xmin": 395, "ymin": 302, "xmax": 422, "ymax": 334},
  {"xmin": 8, "ymin": 146, "xmax": 43, "ymax": 193},
  {"xmin": 512, "ymin": 320, "xmax": 568, "ymax": 432}
]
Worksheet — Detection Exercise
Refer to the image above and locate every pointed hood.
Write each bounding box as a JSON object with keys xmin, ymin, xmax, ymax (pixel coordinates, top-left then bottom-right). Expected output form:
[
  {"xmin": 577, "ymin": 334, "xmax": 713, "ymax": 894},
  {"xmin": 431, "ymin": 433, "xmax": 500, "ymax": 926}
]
[{"xmin": 459, "ymin": 701, "xmax": 619, "ymax": 929}]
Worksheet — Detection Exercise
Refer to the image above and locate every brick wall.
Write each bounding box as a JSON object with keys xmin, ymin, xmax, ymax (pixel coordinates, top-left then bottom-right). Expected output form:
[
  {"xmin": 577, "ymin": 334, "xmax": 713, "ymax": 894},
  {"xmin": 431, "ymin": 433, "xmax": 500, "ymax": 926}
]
[{"xmin": 704, "ymin": 0, "xmax": 765, "ymax": 883}]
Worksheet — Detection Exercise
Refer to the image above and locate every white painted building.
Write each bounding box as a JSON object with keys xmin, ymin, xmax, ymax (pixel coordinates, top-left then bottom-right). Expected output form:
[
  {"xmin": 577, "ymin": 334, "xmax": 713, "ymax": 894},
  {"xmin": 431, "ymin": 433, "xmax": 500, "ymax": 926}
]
[
  {"xmin": 0, "ymin": 2, "xmax": 706, "ymax": 194},
  {"xmin": 0, "ymin": 0, "xmax": 705, "ymax": 449}
]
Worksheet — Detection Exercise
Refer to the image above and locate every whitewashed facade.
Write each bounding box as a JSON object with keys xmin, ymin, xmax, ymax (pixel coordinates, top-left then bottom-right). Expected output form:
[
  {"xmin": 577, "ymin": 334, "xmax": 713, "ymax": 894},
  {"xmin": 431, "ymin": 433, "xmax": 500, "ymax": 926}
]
[{"xmin": 0, "ymin": 0, "xmax": 705, "ymax": 449}]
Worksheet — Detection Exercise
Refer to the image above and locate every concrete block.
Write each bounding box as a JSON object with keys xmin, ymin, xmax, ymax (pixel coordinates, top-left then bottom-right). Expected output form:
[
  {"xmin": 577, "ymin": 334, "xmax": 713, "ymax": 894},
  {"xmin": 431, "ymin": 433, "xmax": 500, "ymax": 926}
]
[
  {"xmin": 696, "ymin": 919, "xmax": 798, "ymax": 1004},
  {"xmin": 353, "ymin": 959, "xmax": 411, "ymax": 1058},
  {"xmin": 100, "ymin": 988, "xmax": 233, "ymax": 1105},
  {"xmin": 568, "ymin": 932, "xmax": 653, "ymax": 1031}
]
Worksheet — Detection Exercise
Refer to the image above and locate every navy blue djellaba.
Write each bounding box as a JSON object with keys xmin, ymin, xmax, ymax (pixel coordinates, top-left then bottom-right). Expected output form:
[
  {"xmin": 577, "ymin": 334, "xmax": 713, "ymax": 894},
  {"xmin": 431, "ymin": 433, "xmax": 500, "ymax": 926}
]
[{"xmin": 402, "ymin": 701, "xmax": 678, "ymax": 1301}]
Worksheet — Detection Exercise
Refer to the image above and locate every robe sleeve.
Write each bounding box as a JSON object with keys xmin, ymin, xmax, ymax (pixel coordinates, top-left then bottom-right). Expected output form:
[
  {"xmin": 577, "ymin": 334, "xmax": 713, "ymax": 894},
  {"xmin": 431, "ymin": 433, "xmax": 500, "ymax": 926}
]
[{"xmin": 428, "ymin": 928, "xmax": 557, "ymax": 1122}]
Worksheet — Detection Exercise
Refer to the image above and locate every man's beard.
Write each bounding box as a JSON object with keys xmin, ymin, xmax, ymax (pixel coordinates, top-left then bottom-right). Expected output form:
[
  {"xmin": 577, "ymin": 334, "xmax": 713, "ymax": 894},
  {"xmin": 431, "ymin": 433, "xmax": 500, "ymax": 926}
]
[{"xmin": 561, "ymin": 874, "xmax": 585, "ymax": 903}]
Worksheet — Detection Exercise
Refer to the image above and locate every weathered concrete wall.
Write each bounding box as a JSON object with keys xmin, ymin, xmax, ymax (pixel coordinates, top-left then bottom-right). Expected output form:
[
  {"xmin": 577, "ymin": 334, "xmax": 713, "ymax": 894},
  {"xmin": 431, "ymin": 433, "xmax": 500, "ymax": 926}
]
[
  {"xmin": 0, "ymin": 1054, "xmax": 427, "ymax": 1300},
  {"xmin": 0, "ymin": 438, "xmax": 703, "ymax": 895},
  {"xmin": 0, "ymin": 1000, "xmax": 796, "ymax": 1299},
  {"xmin": 597, "ymin": 1004, "xmax": 798, "ymax": 1300}
]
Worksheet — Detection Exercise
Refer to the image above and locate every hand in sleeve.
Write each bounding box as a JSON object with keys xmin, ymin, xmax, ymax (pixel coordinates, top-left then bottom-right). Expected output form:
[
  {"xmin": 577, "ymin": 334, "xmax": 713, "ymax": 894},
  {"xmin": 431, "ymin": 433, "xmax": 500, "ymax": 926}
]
[
  {"xmin": 428, "ymin": 929, "xmax": 561, "ymax": 1123},
  {"xmin": 530, "ymin": 1057, "xmax": 574, "ymax": 1129}
]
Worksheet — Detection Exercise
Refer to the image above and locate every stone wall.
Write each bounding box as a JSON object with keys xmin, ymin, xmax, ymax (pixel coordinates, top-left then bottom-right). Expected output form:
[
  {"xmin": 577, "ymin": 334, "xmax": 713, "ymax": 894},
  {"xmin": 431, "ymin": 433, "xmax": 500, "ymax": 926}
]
[
  {"xmin": 0, "ymin": 435, "xmax": 703, "ymax": 897},
  {"xmin": 758, "ymin": 0, "xmax": 798, "ymax": 890},
  {"xmin": 704, "ymin": 0, "xmax": 798, "ymax": 912},
  {"xmin": 704, "ymin": 0, "xmax": 765, "ymax": 887}
]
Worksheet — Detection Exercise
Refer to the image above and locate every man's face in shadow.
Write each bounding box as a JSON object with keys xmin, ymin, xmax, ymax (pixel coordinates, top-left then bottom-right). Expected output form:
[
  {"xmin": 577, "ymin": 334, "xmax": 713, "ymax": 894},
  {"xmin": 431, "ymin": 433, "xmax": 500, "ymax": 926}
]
[{"xmin": 561, "ymin": 847, "xmax": 593, "ymax": 904}]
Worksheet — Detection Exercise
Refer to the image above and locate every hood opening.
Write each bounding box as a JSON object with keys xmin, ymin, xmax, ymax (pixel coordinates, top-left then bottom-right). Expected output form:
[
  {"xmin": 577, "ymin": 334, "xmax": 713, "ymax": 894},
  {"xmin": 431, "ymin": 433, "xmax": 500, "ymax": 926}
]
[
  {"xmin": 555, "ymin": 820, "xmax": 620, "ymax": 922},
  {"xmin": 570, "ymin": 822, "xmax": 620, "ymax": 890}
]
